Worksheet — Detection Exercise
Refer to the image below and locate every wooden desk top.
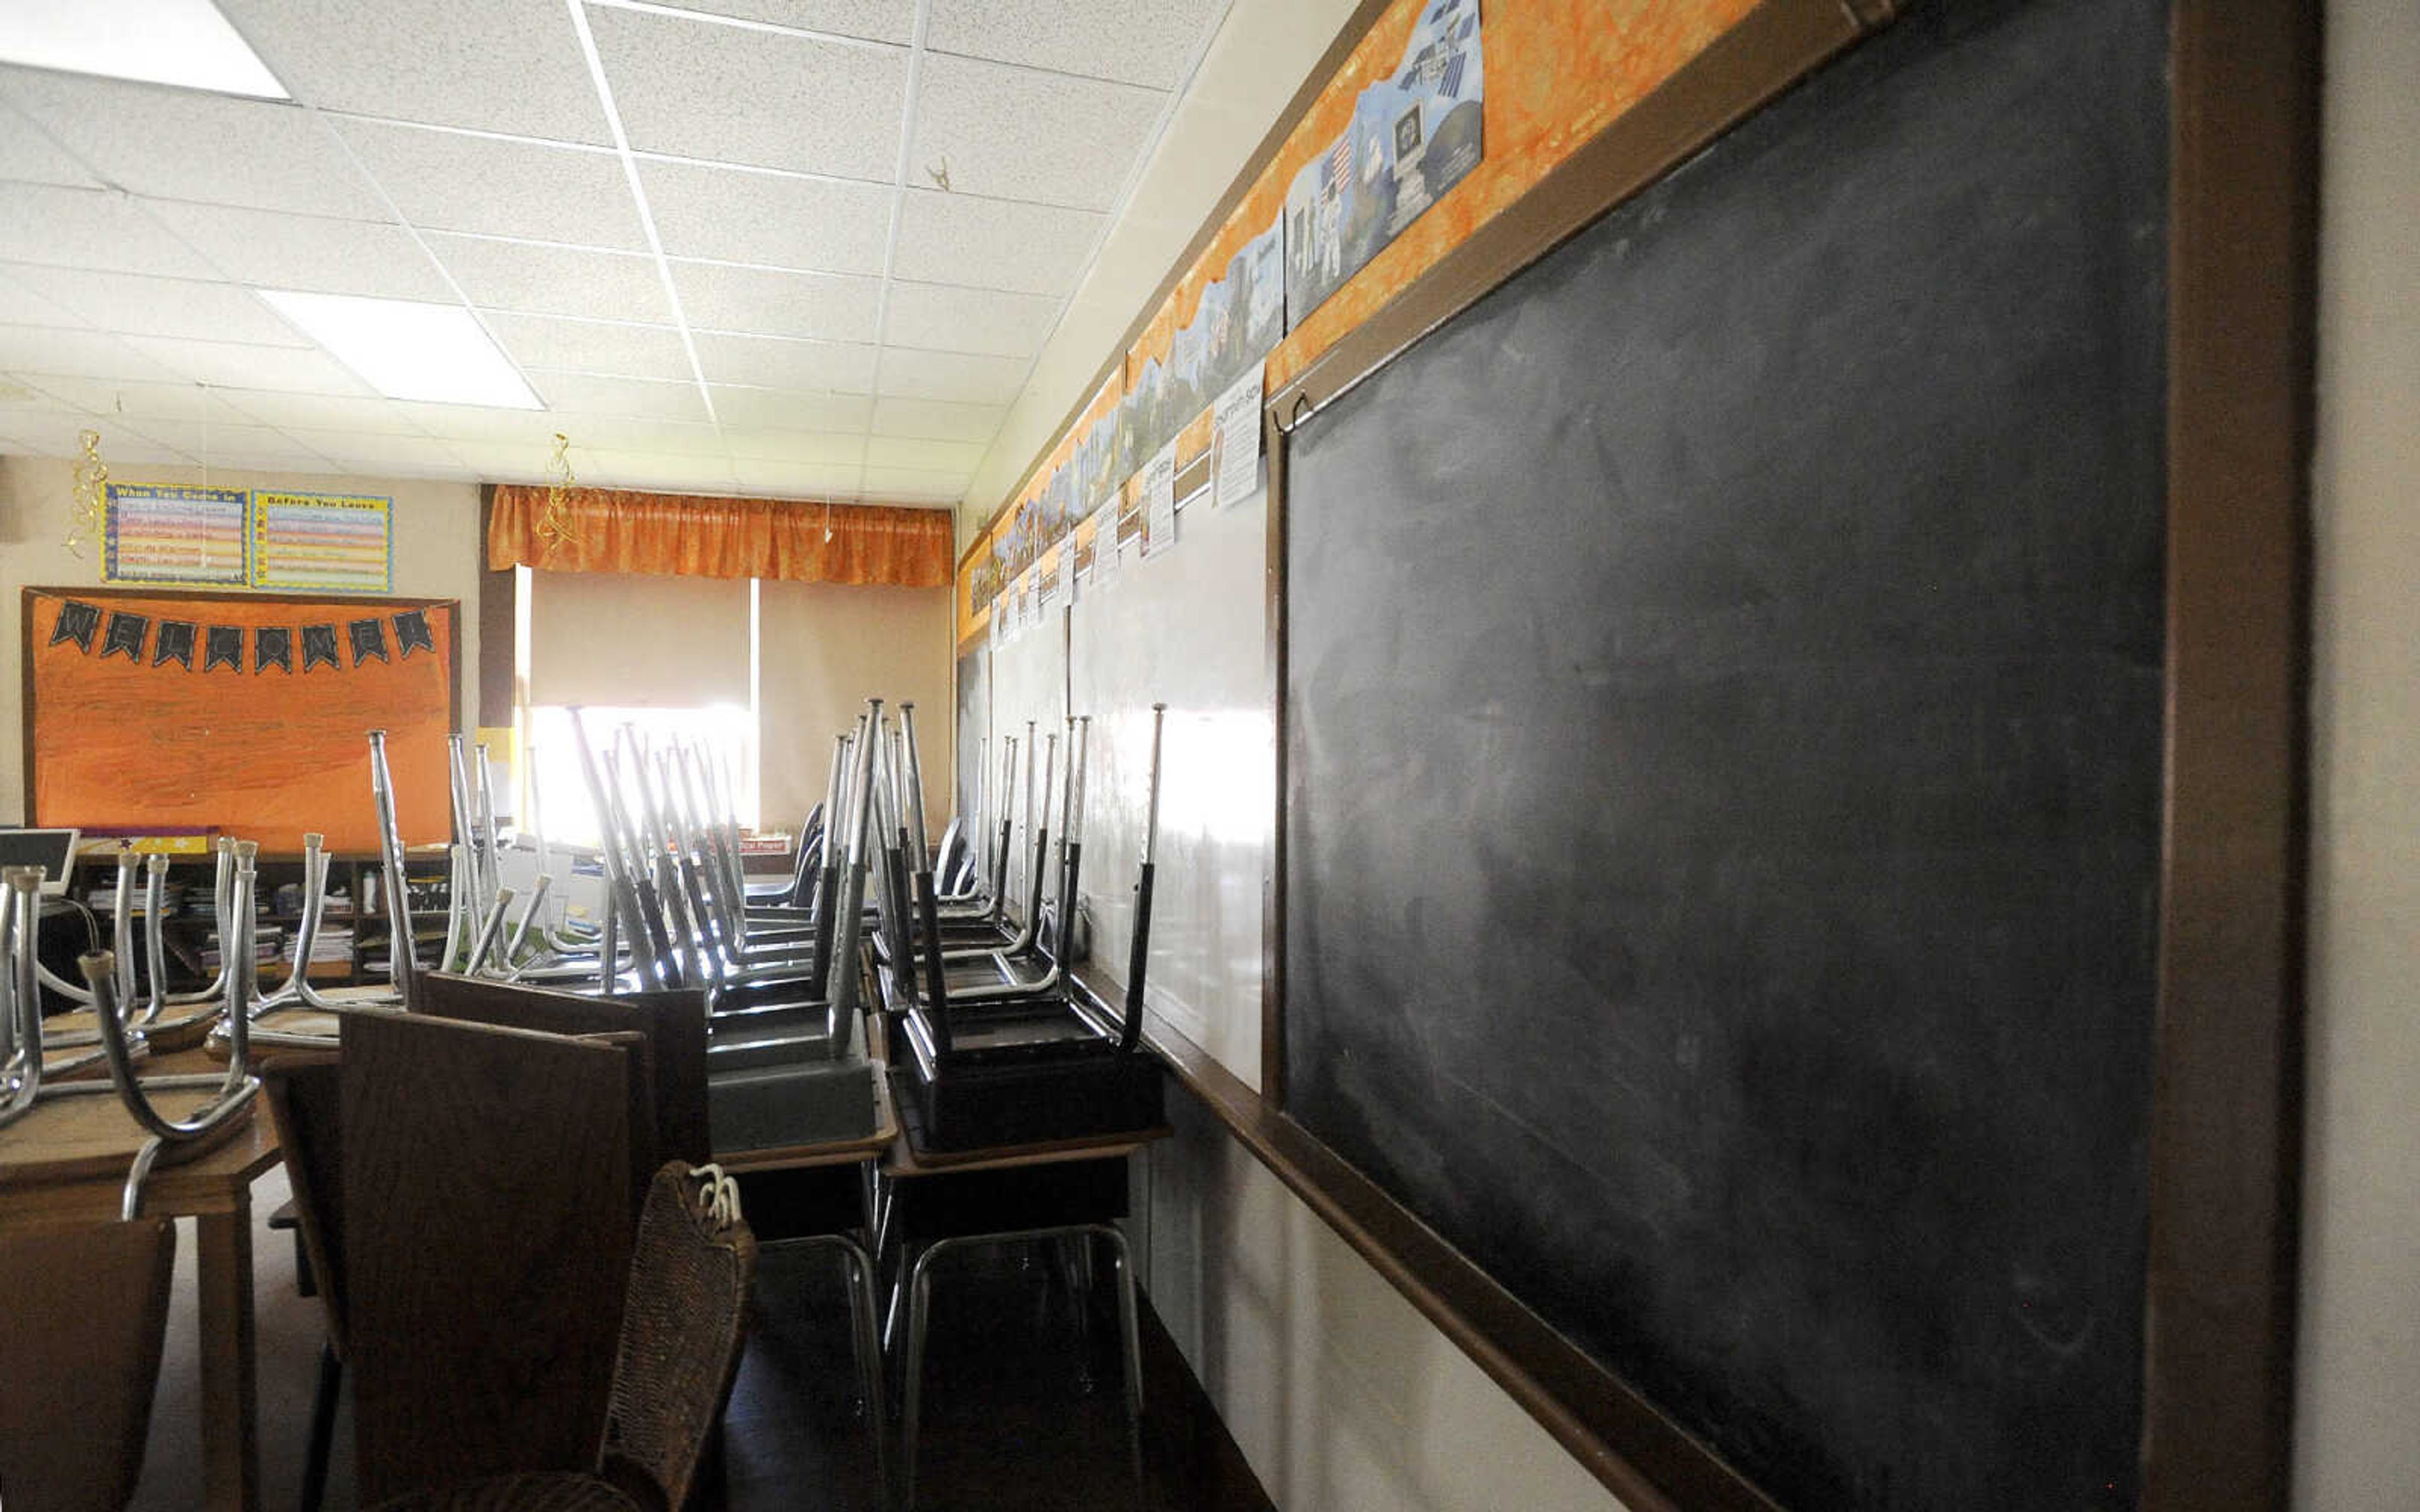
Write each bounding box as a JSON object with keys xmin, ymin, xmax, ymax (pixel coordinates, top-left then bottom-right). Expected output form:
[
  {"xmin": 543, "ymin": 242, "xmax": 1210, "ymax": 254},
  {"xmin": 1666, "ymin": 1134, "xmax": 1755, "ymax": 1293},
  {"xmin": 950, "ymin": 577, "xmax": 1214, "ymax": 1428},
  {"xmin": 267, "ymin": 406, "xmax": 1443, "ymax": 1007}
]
[
  {"xmin": 0, "ymin": 1049, "xmax": 280, "ymax": 1228},
  {"xmin": 880, "ymin": 1119, "xmax": 1172, "ymax": 1177}
]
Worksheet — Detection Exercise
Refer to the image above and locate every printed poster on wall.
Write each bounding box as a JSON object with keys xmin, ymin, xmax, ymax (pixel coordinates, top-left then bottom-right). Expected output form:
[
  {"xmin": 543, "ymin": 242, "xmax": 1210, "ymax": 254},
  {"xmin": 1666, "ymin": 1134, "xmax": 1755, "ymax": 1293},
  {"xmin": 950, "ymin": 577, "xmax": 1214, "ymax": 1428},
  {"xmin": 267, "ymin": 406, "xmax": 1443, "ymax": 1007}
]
[
  {"xmin": 1143, "ymin": 442, "xmax": 1178, "ymax": 558},
  {"xmin": 1211, "ymin": 367, "xmax": 1266, "ymax": 510},
  {"xmin": 1285, "ymin": 0, "xmax": 1485, "ymax": 323},
  {"xmin": 104, "ymin": 483, "xmax": 249, "ymax": 586},
  {"xmin": 251, "ymin": 491, "xmax": 393, "ymax": 593}
]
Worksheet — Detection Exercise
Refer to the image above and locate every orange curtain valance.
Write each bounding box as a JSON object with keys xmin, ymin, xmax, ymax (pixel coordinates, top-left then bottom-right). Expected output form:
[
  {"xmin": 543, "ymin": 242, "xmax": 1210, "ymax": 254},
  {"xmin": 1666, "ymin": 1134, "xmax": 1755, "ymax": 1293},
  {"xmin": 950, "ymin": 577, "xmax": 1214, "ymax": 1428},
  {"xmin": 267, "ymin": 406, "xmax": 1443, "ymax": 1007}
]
[{"xmin": 488, "ymin": 485, "xmax": 954, "ymax": 588}]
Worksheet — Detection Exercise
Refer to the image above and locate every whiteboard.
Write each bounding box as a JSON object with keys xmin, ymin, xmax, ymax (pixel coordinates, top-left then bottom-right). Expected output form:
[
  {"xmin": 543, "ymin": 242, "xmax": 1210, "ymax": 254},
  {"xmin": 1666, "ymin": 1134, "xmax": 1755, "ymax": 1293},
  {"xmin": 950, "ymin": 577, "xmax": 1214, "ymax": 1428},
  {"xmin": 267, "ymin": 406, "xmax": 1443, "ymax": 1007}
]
[{"xmin": 976, "ymin": 486, "xmax": 1271, "ymax": 1087}]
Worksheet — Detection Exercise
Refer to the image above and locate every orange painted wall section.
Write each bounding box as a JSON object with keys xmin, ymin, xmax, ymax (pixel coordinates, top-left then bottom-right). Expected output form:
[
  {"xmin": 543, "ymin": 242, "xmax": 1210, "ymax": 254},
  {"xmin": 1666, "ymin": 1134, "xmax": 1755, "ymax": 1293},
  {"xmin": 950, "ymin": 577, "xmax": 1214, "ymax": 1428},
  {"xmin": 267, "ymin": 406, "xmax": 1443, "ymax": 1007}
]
[
  {"xmin": 959, "ymin": 0, "xmax": 1758, "ymax": 643},
  {"xmin": 26, "ymin": 590, "xmax": 458, "ymax": 854}
]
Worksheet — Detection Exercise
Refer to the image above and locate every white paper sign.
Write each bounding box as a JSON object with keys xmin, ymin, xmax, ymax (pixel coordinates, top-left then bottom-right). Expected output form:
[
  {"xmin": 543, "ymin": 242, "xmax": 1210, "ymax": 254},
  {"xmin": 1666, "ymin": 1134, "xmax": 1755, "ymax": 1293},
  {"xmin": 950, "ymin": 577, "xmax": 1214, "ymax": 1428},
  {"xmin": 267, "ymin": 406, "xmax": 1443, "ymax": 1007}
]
[
  {"xmin": 1060, "ymin": 542, "xmax": 1078, "ymax": 605},
  {"xmin": 1143, "ymin": 441, "xmax": 1178, "ymax": 558},
  {"xmin": 1211, "ymin": 367, "xmax": 1266, "ymax": 510}
]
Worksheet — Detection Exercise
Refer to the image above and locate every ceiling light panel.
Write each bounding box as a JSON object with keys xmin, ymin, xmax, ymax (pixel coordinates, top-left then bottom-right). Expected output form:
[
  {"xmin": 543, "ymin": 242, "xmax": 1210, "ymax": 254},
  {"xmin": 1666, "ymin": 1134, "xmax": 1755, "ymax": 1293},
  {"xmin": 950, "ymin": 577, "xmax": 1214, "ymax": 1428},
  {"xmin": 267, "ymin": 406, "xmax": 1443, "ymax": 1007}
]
[
  {"xmin": 0, "ymin": 185, "xmax": 221, "ymax": 279},
  {"xmin": 690, "ymin": 331, "xmax": 879, "ymax": 394},
  {"xmin": 635, "ymin": 160, "xmax": 895, "ymax": 275},
  {"xmin": 140, "ymin": 202, "xmax": 459, "ymax": 301},
  {"xmin": 671, "ymin": 262, "xmax": 882, "ymax": 343},
  {"xmin": 253, "ymin": 290, "xmax": 538, "ymax": 406},
  {"xmin": 880, "ymin": 281, "xmax": 1061, "ymax": 359},
  {"xmin": 908, "ymin": 55, "xmax": 1165, "ymax": 210},
  {"xmin": 332, "ymin": 120, "xmax": 650, "ymax": 249},
  {"xmin": 628, "ymin": 0, "xmax": 915, "ymax": 46},
  {"xmin": 587, "ymin": 6, "xmax": 908, "ymax": 180},
  {"xmin": 922, "ymin": 0, "xmax": 1228, "ymax": 91},
  {"xmin": 0, "ymin": 66, "xmax": 383, "ymax": 217},
  {"xmin": 214, "ymin": 0, "xmax": 612, "ymax": 145},
  {"xmin": 0, "ymin": 0, "xmax": 287, "ymax": 98},
  {"xmin": 422, "ymin": 234, "xmax": 676, "ymax": 323},
  {"xmin": 889, "ymin": 191, "xmax": 1105, "ymax": 295}
]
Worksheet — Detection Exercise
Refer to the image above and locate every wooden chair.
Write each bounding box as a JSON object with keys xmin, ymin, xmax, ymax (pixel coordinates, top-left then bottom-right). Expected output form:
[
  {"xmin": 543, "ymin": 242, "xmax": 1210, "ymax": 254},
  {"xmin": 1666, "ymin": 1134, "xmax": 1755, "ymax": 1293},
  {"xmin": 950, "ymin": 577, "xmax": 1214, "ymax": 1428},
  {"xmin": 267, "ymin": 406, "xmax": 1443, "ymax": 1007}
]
[
  {"xmin": 259, "ymin": 1050, "xmax": 347, "ymax": 1512},
  {"xmin": 342, "ymin": 1011, "xmax": 638, "ymax": 1504},
  {"xmin": 0, "ymin": 1218, "xmax": 177, "ymax": 1512},
  {"xmin": 362, "ymin": 1161, "xmax": 758, "ymax": 1512}
]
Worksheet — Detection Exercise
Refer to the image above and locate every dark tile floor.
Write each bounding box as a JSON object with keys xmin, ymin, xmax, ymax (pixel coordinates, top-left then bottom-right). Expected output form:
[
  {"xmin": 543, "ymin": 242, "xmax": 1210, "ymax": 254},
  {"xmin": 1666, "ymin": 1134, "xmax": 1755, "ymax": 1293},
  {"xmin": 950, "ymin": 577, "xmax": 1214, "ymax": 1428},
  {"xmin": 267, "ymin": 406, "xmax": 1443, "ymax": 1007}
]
[{"xmin": 128, "ymin": 1166, "xmax": 1270, "ymax": 1512}]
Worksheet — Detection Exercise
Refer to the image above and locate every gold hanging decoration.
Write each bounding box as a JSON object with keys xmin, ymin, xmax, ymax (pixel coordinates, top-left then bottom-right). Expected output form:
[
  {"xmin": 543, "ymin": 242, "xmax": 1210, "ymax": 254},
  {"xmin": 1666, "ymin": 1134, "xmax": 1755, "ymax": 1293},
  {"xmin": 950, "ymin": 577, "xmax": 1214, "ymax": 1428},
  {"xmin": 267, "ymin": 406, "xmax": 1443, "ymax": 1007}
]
[
  {"xmin": 537, "ymin": 432, "xmax": 581, "ymax": 555},
  {"xmin": 64, "ymin": 428, "xmax": 109, "ymax": 563}
]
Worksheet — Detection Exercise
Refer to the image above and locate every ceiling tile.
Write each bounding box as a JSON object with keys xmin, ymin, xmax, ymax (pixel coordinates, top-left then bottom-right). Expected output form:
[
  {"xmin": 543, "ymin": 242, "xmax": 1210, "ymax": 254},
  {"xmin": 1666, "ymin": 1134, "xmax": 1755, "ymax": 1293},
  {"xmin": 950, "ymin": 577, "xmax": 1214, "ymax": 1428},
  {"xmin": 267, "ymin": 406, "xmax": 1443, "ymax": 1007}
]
[
  {"xmin": 120, "ymin": 336, "xmax": 374, "ymax": 396},
  {"xmin": 890, "ymin": 190, "xmax": 1104, "ymax": 296},
  {"xmin": 483, "ymin": 313, "xmax": 693, "ymax": 381},
  {"xmin": 0, "ymin": 185, "xmax": 221, "ymax": 280},
  {"xmin": 582, "ymin": 449, "xmax": 737, "ymax": 493},
  {"xmin": 4, "ymin": 265, "xmax": 310, "ymax": 346},
  {"xmin": 17, "ymin": 375, "xmax": 255, "ymax": 423},
  {"xmin": 882, "ymin": 280, "xmax": 1059, "ymax": 358},
  {"xmin": 0, "ymin": 98, "xmax": 99, "ymax": 187},
  {"xmin": 722, "ymin": 428, "xmax": 864, "ymax": 464},
  {"xmin": 296, "ymin": 432, "xmax": 471, "ymax": 474},
  {"xmin": 859, "ymin": 464, "xmax": 968, "ymax": 504},
  {"xmin": 139, "ymin": 201, "xmax": 456, "ymax": 300},
  {"xmin": 909, "ymin": 55, "xmax": 1163, "ymax": 210},
  {"xmin": 219, "ymin": 391, "xmax": 435, "ymax": 435},
  {"xmin": 113, "ymin": 418, "xmax": 308, "ymax": 457},
  {"xmin": 708, "ymin": 385, "xmax": 872, "ymax": 432},
  {"xmin": 637, "ymin": 160, "xmax": 894, "ymax": 276},
  {"xmin": 425, "ymin": 234, "xmax": 672, "ymax": 322},
  {"xmin": 732, "ymin": 456, "xmax": 862, "ymax": 497},
  {"xmin": 527, "ymin": 372, "xmax": 710, "ymax": 423},
  {"xmin": 386, "ymin": 401, "xmax": 563, "ymax": 445},
  {"xmin": 873, "ymin": 346, "xmax": 1028, "ymax": 406},
  {"xmin": 0, "ymin": 372, "xmax": 80, "ymax": 410},
  {"xmin": 181, "ymin": 450, "xmax": 348, "ymax": 476},
  {"xmin": 589, "ymin": 6, "xmax": 908, "ymax": 181},
  {"xmin": 672, "ymin": 261, "xmax": 880, "ymax": 343},
  {"xmin": 0, "ymin": 324, "xmax": 181, "ymax": 384},
  {"xmin": 870, "ymin": 394, "xmax": 1003, "ymax": 444},
  {"xmin": 0, "ymin": 66, "xmax": 384, "ymax": 219},
  {"xmin": 216, "ymin": 0, "xmax": 612, "ymax": 145},
  {"xmin": 545, "ymin": 414, "xmax": 725, "ymax": 455},
  {"xmin": 0, "ymin": 409, "xmax": 191, "ymax": 461},
  {"xmin": 863, "ymin": 433, "xmax": 986, "ymax": 471},
  {"xmin": 0, "ymin": 267, "xmax": 79, "ymax": 328},
  {"xmin": 447, "ymin": 440, "xmax": 552, "ymax": 480},
  {"xmin": 333, "ymin": 121, "xmax": 647, "ymax": 249},
  {"xmin": 692, "ymin": 332, "xmax": 877, "ymax": 394},
  {"xmin": 638, "ymin": 0, "xmax": 914, "ymax": 44},
  {"xmin": 925, "ymin": 0, "xmax": 1228, "ymax": 91}
]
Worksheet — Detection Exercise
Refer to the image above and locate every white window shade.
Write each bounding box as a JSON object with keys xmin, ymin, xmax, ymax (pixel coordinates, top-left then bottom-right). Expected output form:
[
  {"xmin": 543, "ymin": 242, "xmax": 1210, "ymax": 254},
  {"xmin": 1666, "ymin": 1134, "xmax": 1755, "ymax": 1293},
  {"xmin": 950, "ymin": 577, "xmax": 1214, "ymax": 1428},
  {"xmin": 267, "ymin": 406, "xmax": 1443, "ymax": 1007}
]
[
  {"xmin": 758, "ymin": 580, "xmax": 954, "ymax": 833},
  {"xmin": 526, "ymin": 569, "xmax": 751, "ymax": 709}
]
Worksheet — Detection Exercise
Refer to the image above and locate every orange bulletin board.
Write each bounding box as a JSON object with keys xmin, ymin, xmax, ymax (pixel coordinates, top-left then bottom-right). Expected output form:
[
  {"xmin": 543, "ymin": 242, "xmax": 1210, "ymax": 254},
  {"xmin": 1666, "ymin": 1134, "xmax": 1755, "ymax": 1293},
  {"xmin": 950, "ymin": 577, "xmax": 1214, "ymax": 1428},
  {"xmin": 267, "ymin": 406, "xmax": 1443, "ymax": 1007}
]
[{"xmin": 23, "ymin": 587, "xmax": 459, "ymax": 854}]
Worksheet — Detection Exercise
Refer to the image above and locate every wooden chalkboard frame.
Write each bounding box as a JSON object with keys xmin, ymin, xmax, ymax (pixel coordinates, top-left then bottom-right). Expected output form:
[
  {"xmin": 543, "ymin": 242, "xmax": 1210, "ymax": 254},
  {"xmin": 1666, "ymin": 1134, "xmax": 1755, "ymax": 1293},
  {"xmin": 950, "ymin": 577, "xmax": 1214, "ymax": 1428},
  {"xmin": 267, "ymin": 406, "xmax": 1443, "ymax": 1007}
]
[
  {"xmin": 1232, "ymin": 1, "xmax": 2316, "ymax": 1508},
  {"xmin": 21, "ymin": 585, "xmax": 464, "ymax": 836}
]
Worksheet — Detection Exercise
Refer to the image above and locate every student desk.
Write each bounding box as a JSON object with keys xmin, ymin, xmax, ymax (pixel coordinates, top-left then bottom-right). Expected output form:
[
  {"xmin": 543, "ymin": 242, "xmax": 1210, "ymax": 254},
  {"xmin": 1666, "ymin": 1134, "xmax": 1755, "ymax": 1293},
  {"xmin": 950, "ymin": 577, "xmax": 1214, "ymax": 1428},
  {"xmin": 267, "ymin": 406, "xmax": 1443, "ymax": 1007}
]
[{"xmin": 0, "ymin": 1049, "xmax": 282, "ymax": 1512}]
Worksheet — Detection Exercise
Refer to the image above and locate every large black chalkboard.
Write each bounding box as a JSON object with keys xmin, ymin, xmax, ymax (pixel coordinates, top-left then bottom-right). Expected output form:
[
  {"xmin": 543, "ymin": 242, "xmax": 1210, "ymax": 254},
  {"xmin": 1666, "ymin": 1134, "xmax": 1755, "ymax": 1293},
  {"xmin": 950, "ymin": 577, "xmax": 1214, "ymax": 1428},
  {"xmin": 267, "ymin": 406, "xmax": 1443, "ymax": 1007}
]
[{"xmin": 1280, "ymin": 1, "xmax": 2168, "ymax": 1506}]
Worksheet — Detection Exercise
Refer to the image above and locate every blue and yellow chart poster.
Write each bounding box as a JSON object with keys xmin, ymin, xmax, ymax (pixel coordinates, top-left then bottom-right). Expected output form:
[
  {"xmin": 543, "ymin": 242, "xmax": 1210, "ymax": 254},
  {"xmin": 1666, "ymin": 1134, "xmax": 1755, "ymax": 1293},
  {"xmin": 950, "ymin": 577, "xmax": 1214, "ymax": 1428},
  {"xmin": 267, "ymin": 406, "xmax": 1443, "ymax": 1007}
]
[
  {"xmin": 104, "ymin": 483, "xmax": 250, "ymax": 586},
  {"xmin": 250, "ymin": 490, "xmax": 393, "ymax": 593}
]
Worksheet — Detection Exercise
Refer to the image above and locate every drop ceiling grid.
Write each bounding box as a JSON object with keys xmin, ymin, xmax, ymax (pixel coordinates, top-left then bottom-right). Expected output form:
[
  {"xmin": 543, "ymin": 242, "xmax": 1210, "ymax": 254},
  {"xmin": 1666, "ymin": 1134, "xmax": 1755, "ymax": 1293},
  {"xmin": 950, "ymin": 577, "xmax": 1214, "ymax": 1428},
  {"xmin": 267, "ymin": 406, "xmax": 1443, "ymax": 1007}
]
[{"xmin": 0, "ymin": 0, "xmax": 1242, "ymax": 501}]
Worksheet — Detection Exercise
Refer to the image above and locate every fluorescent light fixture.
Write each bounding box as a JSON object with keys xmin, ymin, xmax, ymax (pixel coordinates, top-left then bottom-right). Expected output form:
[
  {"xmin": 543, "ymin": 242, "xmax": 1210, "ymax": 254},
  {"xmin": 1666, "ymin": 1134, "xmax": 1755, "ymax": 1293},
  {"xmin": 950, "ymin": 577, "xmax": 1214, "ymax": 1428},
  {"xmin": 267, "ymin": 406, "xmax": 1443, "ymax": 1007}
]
[
  {"xmin": 257, "ymin": 290, "xmax": 543, "ymax": 409},
  {"xmin": 0, "ymin": 0, "xmax": 288, "ymax": 100}
]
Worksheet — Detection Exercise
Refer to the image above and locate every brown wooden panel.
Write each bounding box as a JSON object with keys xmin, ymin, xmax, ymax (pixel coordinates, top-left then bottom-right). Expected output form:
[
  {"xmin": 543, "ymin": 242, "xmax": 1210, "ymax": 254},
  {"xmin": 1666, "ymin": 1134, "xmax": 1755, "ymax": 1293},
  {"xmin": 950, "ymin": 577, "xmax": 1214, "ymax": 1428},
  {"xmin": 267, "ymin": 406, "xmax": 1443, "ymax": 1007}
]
[{"xmin": 341, "ymin": 1011, "xmax": 633, "ymax": 1503}]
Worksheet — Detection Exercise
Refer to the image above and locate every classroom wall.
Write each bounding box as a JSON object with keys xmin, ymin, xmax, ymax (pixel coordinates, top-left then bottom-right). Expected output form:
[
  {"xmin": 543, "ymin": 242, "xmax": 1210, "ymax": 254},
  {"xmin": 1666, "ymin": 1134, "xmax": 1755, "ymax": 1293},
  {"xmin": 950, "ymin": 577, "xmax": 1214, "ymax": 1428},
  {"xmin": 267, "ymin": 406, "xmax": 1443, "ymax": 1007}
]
[
  {"xmin": 0, "ymin": 454, "xmax": 481, "ymax": 827},
  {"xmin": 2294, "ymin": 0, "xmax": 2420, "ymax": 1504}
]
